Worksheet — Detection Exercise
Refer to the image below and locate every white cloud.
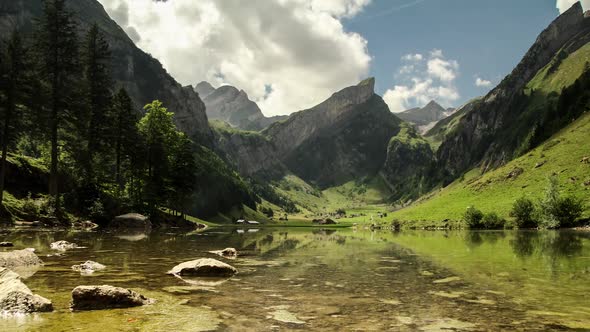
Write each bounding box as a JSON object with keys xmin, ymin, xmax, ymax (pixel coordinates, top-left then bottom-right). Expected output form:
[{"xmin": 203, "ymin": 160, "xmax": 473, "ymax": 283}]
[
  {"xmin": 556, "ymin": 0, "xmax": 589, "ymax": 13},
  {"xmin": 475, "ymin": 77, "xmax": 492, "ymax": 88},
  {"xmin": 402, "ymin": 53, "xmax": 423, "ymax": 62},
  {"xmin": 383, "ymin": 49, "xmax": 460, "ymax": 113},
  {"xmin": 97, "ymin": 0, "xmax": 371, "ymax": 116}
]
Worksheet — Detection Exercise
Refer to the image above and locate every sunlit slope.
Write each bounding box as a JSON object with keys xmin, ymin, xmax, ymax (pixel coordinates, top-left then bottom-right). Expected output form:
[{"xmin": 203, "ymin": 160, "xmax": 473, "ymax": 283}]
[{"xmin": 392, "ymin": 112, "xmax": 590, "ymax": 222}]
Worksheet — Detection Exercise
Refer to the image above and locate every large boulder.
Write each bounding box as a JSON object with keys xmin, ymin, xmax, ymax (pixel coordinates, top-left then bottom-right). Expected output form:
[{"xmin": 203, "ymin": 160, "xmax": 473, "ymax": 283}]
[
  {"xmin": 167, "ymin": 258, "xmax": 237, "ymax": 277},
  {"xmin": 0, "ymin": 267, "xmax": 53, "ymax": 314},
  {"xmin": 109, "ymin": 213, "xmax": 151, "ymax": 231},
  {"xmin": 72, "ymin": 261, "xmax": 106, "ymax": 274},
  {"xmin": 0, "ymin": 248, "xmax": 43, "ymax": 268},
  {"xmin": 71, "ymin": 285, "xmax": 154, "ymax": 311}
]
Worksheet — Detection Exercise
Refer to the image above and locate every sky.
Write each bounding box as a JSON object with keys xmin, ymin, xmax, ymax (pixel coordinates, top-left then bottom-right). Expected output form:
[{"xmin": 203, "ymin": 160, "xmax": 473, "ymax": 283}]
[{"xmin": 97, "ymin": 0, "xmax": 588, "ymax": 115}]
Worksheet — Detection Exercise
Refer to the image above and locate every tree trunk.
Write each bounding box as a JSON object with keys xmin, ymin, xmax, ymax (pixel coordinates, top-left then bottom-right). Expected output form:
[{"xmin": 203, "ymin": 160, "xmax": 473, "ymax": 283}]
[
  {"xmin": 0, "ymin": 102, "xmax": 11, "ymax": 205},
  {"xmin": 49, "ymin": 87, "xmax": 60, "ymax": 213}
]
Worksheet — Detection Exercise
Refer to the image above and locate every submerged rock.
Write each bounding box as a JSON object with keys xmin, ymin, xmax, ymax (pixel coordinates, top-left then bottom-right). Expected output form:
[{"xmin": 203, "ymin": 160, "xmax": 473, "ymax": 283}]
[
  {"xmin": 109, "ymin": 213, "xmax": 151, "ymax": 231},
  {"xmin": 168, "ymin": 258, "xmax": 237, "ymax": 277},
  {"xmin": 72, "ymin": 261, "xmax": 106, "ymax": 274},
  {"xmin": 70, "ymin": 285, "xmax": 154, "ymax": 311},
  {"xmin": 50, "ymin": 241, "xmax": 79, "ymax": 251},
  {"xmin": 0, "ymin": 267, "xmax": 53, "ymax": 314},
  {"xmin": 209, "ymin": 248, "xmax": 238, "ymax": 259},
  {"xmin": 0, "ymin": 248, "xmax": 43, "ymax": 268},
  {"xmin": 0, "ymin": 242, "xmax": 14, "ymax": 247}
]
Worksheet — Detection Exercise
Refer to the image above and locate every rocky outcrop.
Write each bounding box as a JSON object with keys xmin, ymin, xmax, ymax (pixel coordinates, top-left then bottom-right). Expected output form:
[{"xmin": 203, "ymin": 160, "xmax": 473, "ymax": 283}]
[
  {"xmin": 0, "ymin": 248, "xmax": 43, "ymax": 269},
  {"xmin": 197, "ymin": 81, "xmax": 287, "ymax": 131},
  {"xmin": 72, "ymin": 261, "xmax": 106, "ymax": 274},
  {"xmin": 263, "ymin": 78, "xmax": 402, "ymax": 187},
  {"xmin": 0, "ymin": 0, "xmax": 212, "ymax": 143},
  {"xmin": 0, "ymin": 242, "xmax": 13, "ymax": 247},
  {"xmin": 167, "ymin": 258, "xmax": 237, "ymax": 277},
  {"xmin": 109, "ymin": 213, "xmax": 151, "ymax": 231},
  {"xmin": 71, "ymin": 285, "xmax": 154, "ymax": 311},
  {"xmin": 0, "ymin": 267, "xmax": 53, "ymax": 314},
  {"xmin": 209, "ymin": 248, "xmax": 238, "ymax": 259},
  {"xmin": 380, "ymin": 125, "xmax": 435, "ymax": 200},
  {"xmin": 437, "ymin": 3, "xmax": 590, "ymax": 177},
  {"xmin": 50, "ymin": 241, "xmax": 79, "ymax": 251}
]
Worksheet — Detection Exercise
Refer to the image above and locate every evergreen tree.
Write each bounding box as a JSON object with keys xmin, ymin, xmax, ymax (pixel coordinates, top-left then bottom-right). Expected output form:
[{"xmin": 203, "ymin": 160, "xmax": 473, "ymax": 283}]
[
  {"xmin": 35, "ymin": 0, "xmax": 79, "ymax": 213},
  {"xmin": 81, "ymin": 23, "xmax": 113, "ymax": 185},
  {"xmin": 0, "ymin": 30, "xmax": 30, "ymax": 205},
  {"xmin": 169, "ymin": 133, "xmax": 196, "ymax": 219},
  {"xmin": 112, "ymin": 88, "xmax": 140, "ymax": 193}
]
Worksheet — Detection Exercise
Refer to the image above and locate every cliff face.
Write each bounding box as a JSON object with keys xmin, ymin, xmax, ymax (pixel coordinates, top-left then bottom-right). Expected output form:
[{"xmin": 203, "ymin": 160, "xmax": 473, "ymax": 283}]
[
  {"xmin": 380, "ymin": 125, "xmax": 434, "ymax": 200},
  {"xmin": 212, "ymin": 125, "xmax": 283, "ymax": 177},
  {"xmin": 196, "ymin": 81, "xmax": 288, "ymax": 131},
  {"xmin": 261, "ymin": 78, "xmax": 403, "ymax": 187},
  {"xmin": 0, "ymin": 0, "xmax": 212, "ymax": 143},
  {"xmin": 437, "ymin": 2, "xmax": 590, "ymax": 177}
]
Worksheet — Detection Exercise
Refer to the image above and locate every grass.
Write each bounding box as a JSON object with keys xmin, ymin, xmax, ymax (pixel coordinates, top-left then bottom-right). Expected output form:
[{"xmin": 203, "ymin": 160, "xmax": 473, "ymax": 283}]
[{"xmin": 391, "ymin": 112, "xmax": 590, "ymax": 224}]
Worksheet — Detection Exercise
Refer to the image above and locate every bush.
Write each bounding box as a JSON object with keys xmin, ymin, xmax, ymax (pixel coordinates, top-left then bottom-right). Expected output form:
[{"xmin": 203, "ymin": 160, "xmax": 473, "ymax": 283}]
[
  {"xmin": 88, "ymin": 199, "xmax": 105, "ymax": 221},
  {"xmin": 21, "ymin": 193, "xmax": 39, "ymax": 218},
  {"xmin": 510, "ymin": 197, "xmax": 537, "ymax": 228},
  {"xmin": 537, "ymin": 176, "xmax": 584, "ymax": 228},
  {"xmin": 481, "ymin": 212, "xmax": 505, "ymax": 229},
  {"xmin": 554, "ymin": 196, "xmax": 584, "ymax": 227},
  {"xmin": 464, "ymin": 206, "xmax": 484, "ymax": 228}
]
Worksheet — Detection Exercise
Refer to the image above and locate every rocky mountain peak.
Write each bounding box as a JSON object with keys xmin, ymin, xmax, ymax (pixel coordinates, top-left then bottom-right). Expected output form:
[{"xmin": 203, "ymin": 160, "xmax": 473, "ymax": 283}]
[{"xmin": 195, "ymin": 81, "xmax": 215, "ymax": 99}]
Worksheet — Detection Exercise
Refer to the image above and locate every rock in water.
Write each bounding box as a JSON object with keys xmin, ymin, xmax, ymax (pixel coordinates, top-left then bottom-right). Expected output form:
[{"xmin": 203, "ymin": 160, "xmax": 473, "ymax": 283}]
[
  {"xmin": 72, "ymin": 261, "xmax": 106, "ymax": 274},
  {"xmin": 109, "ymin": 213, "xmax": 151, "ymax": 231},
  {"xmin": 0, "ymin": 248, "xmax": 43, "ymax": 268},
  {"xmin": 0, "ymin": 242, "xmax": 14, "ymax": 247},
  {"xmin": 209, "ymin": 248, "xmax": 238, "ymax": 259},
  {"xmin": 0, "ymin": 267, "xmax": 52, "ymax": 314},
  {"xmin": 168, "ymin": 258, "xmax": 237, "ymax": 277},
  {"xmin": 71, "ymin": 285, "xmax": 154, "ymax": 311},
  {"xmin": 50, "ymin": 241, "xmax": 79, "ymax": 251}
]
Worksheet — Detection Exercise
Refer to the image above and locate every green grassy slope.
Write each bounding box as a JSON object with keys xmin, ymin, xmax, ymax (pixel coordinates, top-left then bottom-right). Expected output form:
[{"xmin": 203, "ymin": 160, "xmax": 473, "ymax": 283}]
[{"xmin": 391, "ymin": 112, "xmax": 590, "ymax": 223}]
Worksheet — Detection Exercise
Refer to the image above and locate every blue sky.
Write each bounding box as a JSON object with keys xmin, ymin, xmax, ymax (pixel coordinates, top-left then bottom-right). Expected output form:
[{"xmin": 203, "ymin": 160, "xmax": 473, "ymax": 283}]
[{"xmin": 343, "ymin": 0, "xmax": 561, "ymax": 110}]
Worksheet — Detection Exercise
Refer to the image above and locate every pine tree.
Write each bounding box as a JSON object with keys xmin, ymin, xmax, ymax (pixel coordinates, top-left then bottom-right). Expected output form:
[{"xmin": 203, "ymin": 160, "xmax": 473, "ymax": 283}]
[
  {"xmin": 0, "ymin": 30, "xmax": 30, "ymax": 205},
  {"xmin": 112, "ymin": 88, "xmax": 140, "ymax": 193},
  {"xmin": 81, "ymin": 23, "xmax": 112, "ymax": 185},
  {"xmin": 35, "ymin": 0, "xmax": 80, "ymax": 213},
  {"xmin": 169, "ymin": 133, "xmax": 196, "ymax": 219}
]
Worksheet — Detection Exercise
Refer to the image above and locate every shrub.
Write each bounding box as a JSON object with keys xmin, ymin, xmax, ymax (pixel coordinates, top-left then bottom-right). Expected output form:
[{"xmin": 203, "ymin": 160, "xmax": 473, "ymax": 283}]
[
  {"xmin": 510, "ymin": 197, "xmax": 537, "ymax": 228},
  {"xmin": 21, "ymin": 193, "xmax": 39, "ymax": 218},
  {"xmin": 464, "ymin": 206, "xmax": 484, "ymax": 228},
  {"xmin": 88, "ymin": 199, "xmax": 105, "ymax": 220},
  {"xmin": 481, "ymin": 212, "xmax": 505, "ymax": 229},
  {"xmin": 554, "ymin": 196, "xmax": 584, "ymax": 227},
  {"xmin": 538, "ymin": 176, "xmax": 561, "ymax": 229}
]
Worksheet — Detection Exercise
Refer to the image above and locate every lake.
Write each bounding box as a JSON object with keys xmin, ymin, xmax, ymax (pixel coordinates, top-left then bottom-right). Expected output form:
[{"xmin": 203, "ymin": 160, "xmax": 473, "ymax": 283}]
[{"xmin": 1, "ymin": 227, "xmax": 589, "ymax": 331}]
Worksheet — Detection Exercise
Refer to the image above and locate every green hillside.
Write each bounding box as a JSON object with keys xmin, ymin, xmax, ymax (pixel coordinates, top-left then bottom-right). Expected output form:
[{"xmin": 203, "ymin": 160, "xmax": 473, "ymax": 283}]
[{"xmin": 391, "ymin": 112, "xmax": 590, "ymax": 224}]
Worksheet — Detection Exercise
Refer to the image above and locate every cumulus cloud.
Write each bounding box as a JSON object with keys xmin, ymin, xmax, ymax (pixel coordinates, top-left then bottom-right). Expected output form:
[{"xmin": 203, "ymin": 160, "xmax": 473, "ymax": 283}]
[
  {"xmin": 475, "ymin": 77, "xmax": 492, "ymax": 88},
  {"xmin": 556, "ymin": 0, "xmax": 589, "ymax": 13},
  {"xmin": 97, "ymin": 0, "xmax": 371, "ymax": 116},
  {"xmin": 383, "ymin": 50, "xmax": 460, "ymax": 113}
]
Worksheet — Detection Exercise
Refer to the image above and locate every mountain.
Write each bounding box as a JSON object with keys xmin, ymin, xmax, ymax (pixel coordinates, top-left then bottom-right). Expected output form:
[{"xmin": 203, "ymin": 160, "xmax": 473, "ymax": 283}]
[
  {"xmin": 196, "ymin": 81, "xmax": 288, "ymax": 131},
  {"xmin": 436, "ymin": 2, "xmax": 590, "ymax": 179},
  {"xmin": 263, "ymin": 78, "xmax": 403, "ymax": 188},
  {"xmin": 393, "ymin": 2, "xmax": 590, "ymax": 223},
  {"xmin": 0, "ymin": 0, "xmax": 212, "ymax": 143},
  {"xmin": 397, "ymin": 100, "xmax": 448, "ymax": 127}
]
